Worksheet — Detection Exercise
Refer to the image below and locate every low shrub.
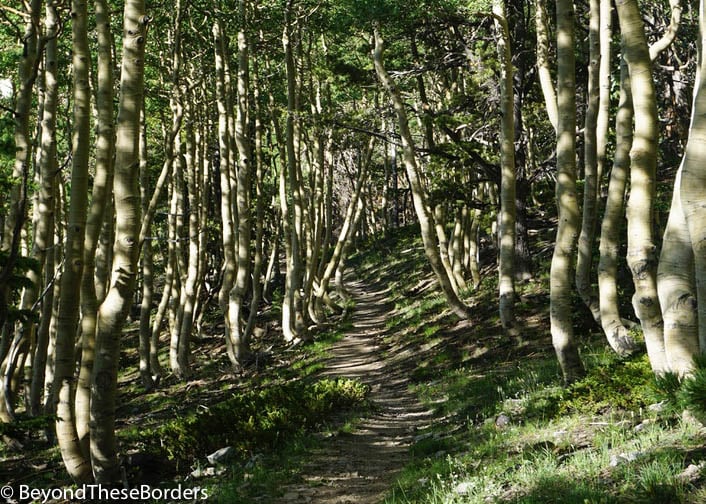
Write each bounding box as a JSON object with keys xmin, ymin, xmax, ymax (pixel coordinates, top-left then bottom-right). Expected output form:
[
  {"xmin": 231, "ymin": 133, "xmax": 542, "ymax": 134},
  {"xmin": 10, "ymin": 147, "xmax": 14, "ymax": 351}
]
[{"xmin": 142, "ymin": 378, "xmax": 368, "ymax": 468}]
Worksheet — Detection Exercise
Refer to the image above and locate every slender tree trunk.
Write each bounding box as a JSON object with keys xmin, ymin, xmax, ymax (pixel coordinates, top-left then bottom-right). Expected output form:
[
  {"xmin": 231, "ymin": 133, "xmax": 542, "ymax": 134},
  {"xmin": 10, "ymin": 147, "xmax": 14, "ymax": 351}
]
[
  {"xmin": 576, "ymin": 0, "xmax": 602, "ymax": 324},
  {"xmin": 227, "ymin": 0, "xmax": 254, "ymax": 365},
  {"xmin": 213, "ymin": 20, "xmax": 239, "ymax": 359},
  {"xmin": 90, "ymin": 0, "xmax": 148, "ymax": 483},
  {"xmin": 535, "ymin": 0, "xmax": 558, "ymax": 132},
  {"xmin": 282, "ymin": 2, "xmax": 308, "ymax": 341},
  {"xmin": 244, "ymin": 57, "xmax": 266, "ymax": 340},
  {"xmin": 176, "ymin": 98, "xmax": 200, "ymax": 374},
  {"xmin": 493, "ymin": 0, "xmax": 517, "ymax": 336},
  {"xmin": 54, "ymin": 0, "xmax": 93, "ymax": 482},
  {"xmin": 551, "ymin": 0, "xmax": 584, "ymax": 383},
  {"xmin": 138, "ymin": 101, "xmax": 156, "ymax": 389},
  {"xmin": 75, "ymin": 0, "xmax": 115, "ymax": 455},
  {"xmin": 30, "ymin": 4, "xmax": 59, "ymax": 414}
]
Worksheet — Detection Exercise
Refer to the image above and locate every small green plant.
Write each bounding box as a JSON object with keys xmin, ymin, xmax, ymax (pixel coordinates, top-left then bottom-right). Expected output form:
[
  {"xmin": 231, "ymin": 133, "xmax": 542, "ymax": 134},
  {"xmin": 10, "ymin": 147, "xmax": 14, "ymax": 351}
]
[{"xmin": 142, "ymin": 378, "xmax": 368, "ymax": 469}]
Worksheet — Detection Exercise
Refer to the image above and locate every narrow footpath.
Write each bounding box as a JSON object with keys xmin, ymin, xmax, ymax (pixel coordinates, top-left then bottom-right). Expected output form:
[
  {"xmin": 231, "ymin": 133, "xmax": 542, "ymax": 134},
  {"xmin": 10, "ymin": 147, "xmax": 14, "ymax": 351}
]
[{"xmin": 274, "ymin": 280, "xmax": 434, "ymax": 504}]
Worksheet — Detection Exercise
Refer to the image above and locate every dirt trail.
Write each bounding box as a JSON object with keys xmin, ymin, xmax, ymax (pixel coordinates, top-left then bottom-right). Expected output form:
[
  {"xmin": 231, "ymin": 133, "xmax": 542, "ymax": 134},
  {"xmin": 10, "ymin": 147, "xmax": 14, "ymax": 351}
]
[{"xmin": 274, "ymin": 279, "xmax": 434, "ymax": 504}]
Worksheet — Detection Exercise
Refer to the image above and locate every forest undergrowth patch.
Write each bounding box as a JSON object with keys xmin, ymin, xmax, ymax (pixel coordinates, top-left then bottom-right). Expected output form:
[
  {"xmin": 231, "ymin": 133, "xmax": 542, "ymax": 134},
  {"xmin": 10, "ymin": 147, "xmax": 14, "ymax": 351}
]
[{"xmin": 0, "ymin": 304, "xmax": 370, "ymax": 497}]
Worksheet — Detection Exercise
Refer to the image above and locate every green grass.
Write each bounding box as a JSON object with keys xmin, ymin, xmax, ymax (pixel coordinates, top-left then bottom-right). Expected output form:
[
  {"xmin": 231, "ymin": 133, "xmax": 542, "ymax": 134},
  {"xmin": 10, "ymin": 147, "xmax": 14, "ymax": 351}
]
[{"xmin": 346, "ymin": 226, "xmax": 706, "ymax": 504}]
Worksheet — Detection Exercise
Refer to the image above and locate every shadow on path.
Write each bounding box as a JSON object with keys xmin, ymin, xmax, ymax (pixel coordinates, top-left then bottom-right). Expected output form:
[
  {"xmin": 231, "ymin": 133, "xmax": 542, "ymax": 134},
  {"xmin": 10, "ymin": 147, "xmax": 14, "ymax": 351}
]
[{"xmin": 273, "ymin": 279, "xmax": 434, "ymax": 504}]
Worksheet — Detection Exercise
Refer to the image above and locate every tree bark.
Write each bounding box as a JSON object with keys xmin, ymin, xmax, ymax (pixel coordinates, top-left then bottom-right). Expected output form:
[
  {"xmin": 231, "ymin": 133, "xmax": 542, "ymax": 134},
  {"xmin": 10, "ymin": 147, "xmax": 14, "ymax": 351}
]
[
  {"xmin": 227, "ymin": 0, "xmax": 254, "ymax": 365},
  {"xmin": 678, "ymin": 0, "xmax": 706, "ymax": 354},
  {"xmin": 616, "ymin": 0, "xmax": 667, "ymax": 374},
  {"xmin": 551, "ymin": 0, "xmax": 585, "ymax": 383},
  {"xmin": 597, "ymin": 56, "xmax": 639, "ymax": 356},
  {"xmin": 54, "ymin": 0, "xmax": 93, "ymax": 482},
  {"xmin": 76, "ymin": 0, "xmax": 115, "ymax": 455},
  {"xmin": 535, "ymin": 0, "xmax": 558, "ymax": 132},
  {"xmin": 576, "ymin": 0, "xmax": 601, "ymax": 324},
  {"xmin": 493, "ymin": 0, "xmax": 517, "ymax": 336},
  {"xmin": 90, "ymin": 0, "xmax": 148, "ymax": 483},
  {"xmin": 30, "ymin": 2, "xmax": 59, "ymax": 415}
]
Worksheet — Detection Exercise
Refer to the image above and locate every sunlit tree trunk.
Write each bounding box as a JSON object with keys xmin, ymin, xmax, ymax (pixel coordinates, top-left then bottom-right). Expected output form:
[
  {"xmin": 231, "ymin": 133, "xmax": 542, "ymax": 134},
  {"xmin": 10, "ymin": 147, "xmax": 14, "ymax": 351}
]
[
  {"xmin": 176, "ymin": 97, "xmax": 200, "ymax": 374},
  {"xmin": 655, "ymin": 0, "xmax": 694, "ymax": 376},
  {"xmin": 227, "ymin": 0, "xmax": 254, "ymax": 364},
  {"xmin": 616, "ymin": 0, "xmax": 667, "ymax": 374},
  {"xmin": 213, "ymin": 20, "xmax": 239, "ymax": 358},
  {"xmin": 551, "ymin": 0, "xmax": 584, "ymax": 383},
  {"xmin": 75, "ymin": 0, "xmax": 115, "ymax": 455},
  {"xmin": 90, "ymin": 0, "xmax": 148, "ymax": 483},
  {"xmin": 535, "ymin": 0, "xmax": 558, "ymax": 132},
  {"xmin": 658, "ymin": 163, "xmax": 697, "ymax": 375},
  {"xmin": 678, "ymin": 0, "xmax": 706, "ymax": 355},
  {"xmin": 54, "ymin": 0, "xmax": 93, "ymax": 482},
  {"xmin": 168, "ymin": 147, "xmax": 185, "ymax": 374},
  {"xmin": 282, "ymin": 1, "xmax": 308, "ymax": 341},
  {"xmin": 649, "ymin": 0, "xmax": 682, "ymax": 61},
  {"xmin": 493, "ymin": 0, "xmax": 517, "ymax": 336},
  {"xmin": 137, "ymin": 101, "xmax": 156, "ymax": 389},
  {"xmin": 598, "ymin": 56, "xmax": 639, "ymax": 355}
]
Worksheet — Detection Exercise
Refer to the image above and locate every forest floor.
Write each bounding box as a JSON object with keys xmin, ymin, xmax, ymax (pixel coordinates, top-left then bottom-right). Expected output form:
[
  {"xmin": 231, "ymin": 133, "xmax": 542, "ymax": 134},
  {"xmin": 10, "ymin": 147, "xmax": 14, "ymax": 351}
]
[
  {"xmin": 269, "ymin": 279, "xmax": 434, "ymax": 504},
  {"xmin": 6, "ymin": 226, "xmax": 706, "ymax": 503}
]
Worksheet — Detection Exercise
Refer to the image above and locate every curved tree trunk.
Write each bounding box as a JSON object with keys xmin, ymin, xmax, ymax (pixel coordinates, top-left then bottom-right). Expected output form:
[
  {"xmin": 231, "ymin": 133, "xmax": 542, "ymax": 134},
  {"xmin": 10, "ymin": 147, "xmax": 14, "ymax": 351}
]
[
  {"xmin": 372, "ymin": 27, "xmax": 472, "ymax": 320},
  {"xmin": 616, "ymin": 0, "xmax": 667, "ymax": 374},
  {"xmin": 658, "ymin": 163, "xmax": 697, "ymax": 375},
  {"xmin": 54, "ymin": 0, "xmax": 93, "ymax": 482},
  {"xmin": 535, "ymin": 0, "xmax": 558, "ymax": 132},
  {"xmin": 90, "ymin": 0, "xmax": 148, "ymax": 483},
  {"xmin": 598, "ymin": 56, "xmax": 639, "ymax": 356},
  {"xmin": 679, "ymin": 0, "xmax": 706, "ymax": 353},
  {"xmin": 30, "ymin": 2, "xmax": 59, "ymax": 415},
  {"xmin": 75, "ymin": 0, "xmax": 115, "ymax": 454}
]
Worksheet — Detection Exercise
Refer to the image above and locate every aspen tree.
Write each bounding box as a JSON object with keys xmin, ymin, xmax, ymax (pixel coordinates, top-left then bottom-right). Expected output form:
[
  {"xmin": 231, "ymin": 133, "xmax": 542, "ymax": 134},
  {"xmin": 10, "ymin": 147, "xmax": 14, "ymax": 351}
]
[
  {"xmin": 550, "ymin": 0, "xmax": 584, "ymax": 383},
  {"xmin": 54, "ymin": 0, "xmax": 93, "ymax": 482},
  {"xmin": 615, "ymin": 0, "xmax": 667, "ymax": 374},
  {"xmin": 492, "ymin": 0, "xmax": 517, "ymax": 336},
  {"xmin": 227, "ymin": 0, "xmax": 254, "ymax": 364},
  {"xmin": 90, "ymin": 0, "xmax": 148, "ymax": 483},
  {"xmin": 576, "ymin": 0, "xmax": 601, "ymax": 323},
  {"xmin": 75, "ymin": 0, "xmax": 115, "ymax": 454},
  {"xmin": 29, "ymin": 1, "xmax": 59, "ymax": 415}
]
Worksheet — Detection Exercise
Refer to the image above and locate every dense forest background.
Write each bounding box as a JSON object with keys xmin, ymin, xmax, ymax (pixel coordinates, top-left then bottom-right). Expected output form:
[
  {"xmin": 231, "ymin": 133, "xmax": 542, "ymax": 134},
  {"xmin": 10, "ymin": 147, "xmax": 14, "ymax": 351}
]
[{"xmin": 3, "ymin": 0, "xmax": 706, "ymax": 501}]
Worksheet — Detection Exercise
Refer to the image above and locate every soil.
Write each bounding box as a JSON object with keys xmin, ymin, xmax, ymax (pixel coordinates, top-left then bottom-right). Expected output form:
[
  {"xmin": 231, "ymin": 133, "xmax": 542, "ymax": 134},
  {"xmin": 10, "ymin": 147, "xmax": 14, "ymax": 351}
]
[{"xmin": 270, "ymin": 280, "xmax": 434, "ymax": 504}]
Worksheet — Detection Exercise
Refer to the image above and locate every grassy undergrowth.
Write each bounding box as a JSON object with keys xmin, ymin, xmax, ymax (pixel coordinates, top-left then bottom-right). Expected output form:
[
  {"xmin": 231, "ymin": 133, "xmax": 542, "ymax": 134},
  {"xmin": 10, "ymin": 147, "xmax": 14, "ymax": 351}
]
[
  {"xmin": 348, "ymin": 226, "xmax": 706, "ymax": 504},
  {"xmin": 0, "ymin": 314, "xmax": 369, "ymax": 498}
]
